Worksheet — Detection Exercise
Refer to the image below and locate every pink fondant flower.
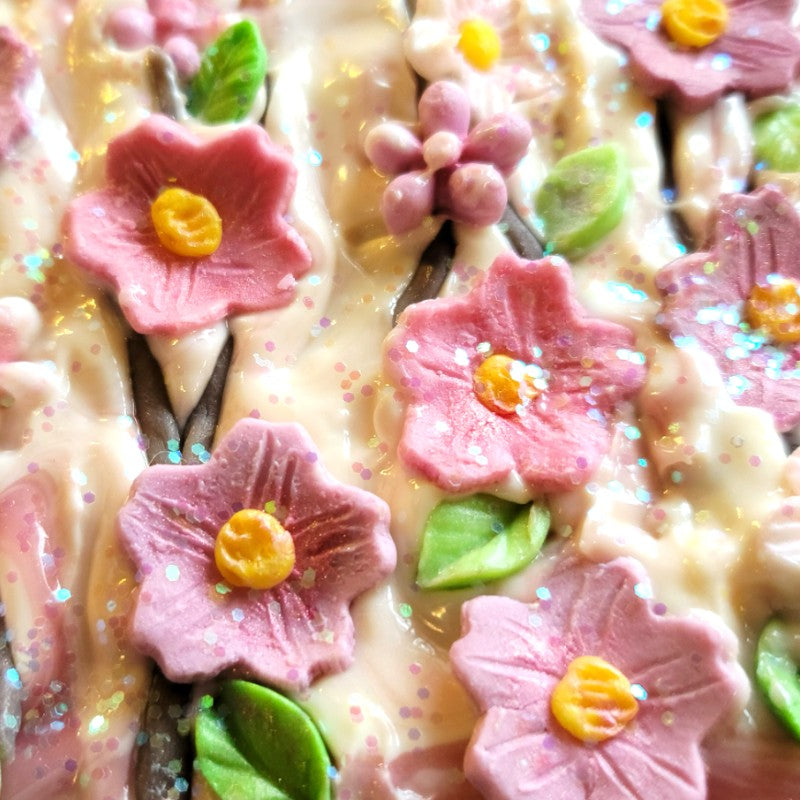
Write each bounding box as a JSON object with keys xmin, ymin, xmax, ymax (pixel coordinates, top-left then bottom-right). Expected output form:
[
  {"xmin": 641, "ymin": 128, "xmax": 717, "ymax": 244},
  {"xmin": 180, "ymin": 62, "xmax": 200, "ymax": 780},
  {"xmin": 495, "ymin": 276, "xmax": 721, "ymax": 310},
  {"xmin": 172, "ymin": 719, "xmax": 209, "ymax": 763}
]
[
  {"xmin": 104, "ymin": 0, "xmax": 221, "ymax": 78},
  {"xmin": 63, "ymin": 115, "xmax": 312, "ymax": 336},
  {"xmin": 383, "ymin": 253, "xmax": 645, "ymax": 494},
  {"xmin": 118, "ymin": 418, "xmax": 396, "ymax": 690},
  {"xmin": 450, "ymin": 557, "xmax": 746, "ymax": 800},
  {"xmin": 657, "ymin": 185, "xmax": 800, "ymax": 432},
  {"xmin": 364, "ymin": 80, "xmax": 531, "ymax": 234},
  {"xmin": 0, "ymin": 27, "xmax": 35, "ymax": 161},
  {"xmin": 405, "ymin": 0, "xmax": 564, "ymax": 119},
  {"xmin": 581, "ymin": 0, "xmax": 800, "ymax": 113}
]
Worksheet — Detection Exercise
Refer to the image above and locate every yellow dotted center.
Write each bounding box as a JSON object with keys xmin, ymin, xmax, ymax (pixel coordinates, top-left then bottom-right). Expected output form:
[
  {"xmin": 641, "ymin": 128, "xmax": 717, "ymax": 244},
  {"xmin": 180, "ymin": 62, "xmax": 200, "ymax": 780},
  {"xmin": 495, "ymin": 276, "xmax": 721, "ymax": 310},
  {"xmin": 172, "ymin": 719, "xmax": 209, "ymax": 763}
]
[
  {"xmin": 150, "ymin": 187, "xmax": 222, "ymax": 257},
  {"xmin": 746, "ymin": 279, "xmax": 800, "ymax": 343},
  {"xmin": 550, "ymin": 656, "xmax": 639, "ymax": 743},
  {"xmin": 473, "ymin": 354, "xmax": 539, "ymax": 416},
  {"xmin": 661, "ymin": 0, "xmax": 729, "ymax": 48},
  {"xmin": 457, "ymin": 18, "xmax": 501, "ymax": 71},
  {"xmin": 214, "ymin": 508, "xmax": 295, "ymax": 591}
]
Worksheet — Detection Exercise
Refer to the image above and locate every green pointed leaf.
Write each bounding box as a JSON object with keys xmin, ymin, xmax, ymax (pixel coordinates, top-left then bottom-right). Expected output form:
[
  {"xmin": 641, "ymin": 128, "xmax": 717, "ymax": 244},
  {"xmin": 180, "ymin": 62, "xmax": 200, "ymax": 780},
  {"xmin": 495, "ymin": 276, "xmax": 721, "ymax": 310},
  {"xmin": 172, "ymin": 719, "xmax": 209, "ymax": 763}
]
[
  {"xmin": 754, "ymin": 105, "xmax": 800, "ymax": 173},
  {"xmin": 756, "ymin": 618, "xmax": 800, "ymax": 741},
  {"xmin": 195, "ymin": 681, "xmax": 332, "ymax": 800},
  {"xmin": 535, "ymin": 143, "xmax": 630, "ymax": 257},
  {"xmin": 187, "ymin": 20, "xmax": 268, "ymax": 124},
  {"xmin": 416, "ymin": 494, "xmax": 549, "ymax": 590}
]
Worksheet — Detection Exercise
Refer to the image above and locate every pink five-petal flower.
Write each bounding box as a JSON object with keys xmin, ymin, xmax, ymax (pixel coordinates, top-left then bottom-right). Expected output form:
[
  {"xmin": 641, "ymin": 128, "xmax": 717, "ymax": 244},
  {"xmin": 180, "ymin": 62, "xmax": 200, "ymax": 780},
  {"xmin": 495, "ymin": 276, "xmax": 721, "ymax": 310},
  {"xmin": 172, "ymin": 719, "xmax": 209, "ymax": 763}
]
[
  {"xmin": 450, "ymin": 557, "xmax": 747, "ymax": 800},
  {"xmin": 656, "ymin": 185, "xmax": 800, "ymax": 432},
  {"xmin": 118, "ymin": 418, "xmax": 396, "ymax": 691},
  {"xmin": 384, "ymin": 253, "xmax": 645, "ymax": 494},
  {"xmin": 63, "ymin": 115, "xmax": 312, "ymax": 336},
  {"xmin": 0, "ymin": 27, "xmax": 35, "ymax": 161},
  {"xmin": 581, "ymin": 0, "xmax": 800, "ymax": 113},
  {"xmin": 365, "ymin": 80, "xmax": 531, "ymax": 234}
]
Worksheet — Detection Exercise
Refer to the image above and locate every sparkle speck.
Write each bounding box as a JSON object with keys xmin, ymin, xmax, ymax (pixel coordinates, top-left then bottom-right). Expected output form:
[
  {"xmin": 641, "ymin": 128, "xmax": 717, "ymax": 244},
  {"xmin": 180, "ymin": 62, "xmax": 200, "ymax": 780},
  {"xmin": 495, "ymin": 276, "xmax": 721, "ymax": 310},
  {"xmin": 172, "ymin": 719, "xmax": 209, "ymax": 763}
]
[
  {"xmin": 635, "ymin": 111, "xmax": 653, "ymax": 128},
  {"xmin": 165, "ymin": 565, "xmax": 180, "ymax": 582},
  {"xmin": 711, "ymin": 53, "xmax": 732, "ymax": 71},
  {"xmin": 399, "ymin": 603, "xmax": 412, "ymax": 618}
]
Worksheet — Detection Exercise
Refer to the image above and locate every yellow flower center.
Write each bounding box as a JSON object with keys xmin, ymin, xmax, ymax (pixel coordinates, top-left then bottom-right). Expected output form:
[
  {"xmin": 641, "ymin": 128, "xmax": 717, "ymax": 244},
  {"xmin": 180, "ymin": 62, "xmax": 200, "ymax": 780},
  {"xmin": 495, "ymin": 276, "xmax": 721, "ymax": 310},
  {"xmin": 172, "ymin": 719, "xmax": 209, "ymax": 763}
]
[
  {"xmin": 457, "ymin": 18, "xmax": 501, "ymax": 71},
  {"xmin": 661, "ymin": 0, "xmax": 729, "ymax": 48},
  {"xmin": 473, "ymin": 354, "xmax": 540, "ymax": 415},
  {"xmin": 550, "ymin": 656, "xmax": 639, "ymax": 743},
  {"xmin": 746, "ymin": 279, "xmax": 800, "ymax": 343},
  {"xmin": 150, "ymin": 187, "xmax": 222, "ymax": 257},
  {"xmin": 214, "ymin": 508, "xmax": 295, "ymax": 590}
]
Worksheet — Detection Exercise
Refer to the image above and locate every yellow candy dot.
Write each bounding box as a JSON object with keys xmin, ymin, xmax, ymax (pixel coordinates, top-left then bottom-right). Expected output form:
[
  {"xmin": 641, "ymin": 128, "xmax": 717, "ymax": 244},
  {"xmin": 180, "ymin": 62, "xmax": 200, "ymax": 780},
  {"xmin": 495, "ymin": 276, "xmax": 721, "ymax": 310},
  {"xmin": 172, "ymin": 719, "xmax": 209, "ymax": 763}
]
[
  {"xmin": 551, "ymin": 655, "xmax": 639, "ymax": 743},
  {"xmin": 661, "ymin": 0, "xmax": 729, "ymax": 49},
  {"xmin": 214, "ymin": 509, "xmax": 295, "ymax": 591},
  {"xmin": 457, "ymin": 18, "xmax": 501, "ymax": 71},
  {"xmin": 473, "ymin": 354, "xmax": 539, "ymax": 416},
  {"xmin": 150, "ymin": 187, "xmax": 222, "ymax": 257},
  {"xmin": 746, "ymin": 279, "xmax": 800, "ymax": 343}
]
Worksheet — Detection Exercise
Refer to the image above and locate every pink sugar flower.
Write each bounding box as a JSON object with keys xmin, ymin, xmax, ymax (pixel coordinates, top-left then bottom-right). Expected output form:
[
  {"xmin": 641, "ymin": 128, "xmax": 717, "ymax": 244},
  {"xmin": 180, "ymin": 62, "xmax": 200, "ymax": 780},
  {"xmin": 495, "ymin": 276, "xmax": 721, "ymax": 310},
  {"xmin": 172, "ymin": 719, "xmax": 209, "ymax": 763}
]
[
  {"xmin": 581, "ymin": 0, "xmax": 800, "ymax": 113},
  {"xmin": 0, "ymin": 27, "xmax": 35, "ymax": 161},
  {"xmin": 384, "ymin": 253, "xmax": 645, "ymax": 494},
  {"xmin": 104, "ymin": 0, "xmax": 221, "ymax": 78},
  {"xmin": 63, "ymin": 115, "xmax": 312, "ymax": 336},
  {"xmin": 405, "ymin": 0, "xmax": 564, "ymax": 119},
  {"xmin": 118, "ymin": 418, "xmax": 396, "ymax": 690},
  {"xmin": 657, "ymin": 185, "xmax": 800, "ymax": 432},
  {"xmin": 450, "ymin": 557, "xmax": 746, "ymax": 800},
  {"xmin": 364, "ymin": 80, "xmax": 532, "ymax": 234}
]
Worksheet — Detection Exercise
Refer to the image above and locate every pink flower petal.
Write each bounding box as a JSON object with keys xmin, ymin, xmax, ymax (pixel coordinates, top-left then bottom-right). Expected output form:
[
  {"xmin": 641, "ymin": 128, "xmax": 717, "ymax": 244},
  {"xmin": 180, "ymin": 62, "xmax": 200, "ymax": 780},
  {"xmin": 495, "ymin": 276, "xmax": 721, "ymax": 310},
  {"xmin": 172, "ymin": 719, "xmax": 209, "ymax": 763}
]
[
  {"xmin": 63, "ymin": 116, "xmax": 312, "ymax": 335},
  {"xmin": 382, "ymin": 170, "xmax": 435, "ymax": 235},
  {"xmin": 0, "ymin": 27, "xmax": 35, "ymax": 161},
  {"xmin": 118, "ymin": 418, "xmax": 395, "ymax": 690},
  {"xmin": 462, "ymin": 113, "xmax": 533, "ymax": 175},
  {"xmin": 444, "ymin": 163, "xmax": 507, "ymax": 227},
  {"xmin": 419, "ymin": 81, "xmax": 471, "ymax": 139}
]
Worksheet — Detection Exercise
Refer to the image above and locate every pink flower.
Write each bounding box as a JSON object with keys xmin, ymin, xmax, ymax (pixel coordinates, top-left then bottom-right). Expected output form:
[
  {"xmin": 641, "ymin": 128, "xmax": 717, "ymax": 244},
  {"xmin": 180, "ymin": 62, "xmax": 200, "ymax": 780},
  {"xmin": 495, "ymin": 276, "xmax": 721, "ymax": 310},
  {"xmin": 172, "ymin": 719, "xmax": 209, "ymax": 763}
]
[
  {"xmin": 0, "ymin": 27, "xmax": 35, "ymax": 160},
  {"xmin": 450, "ymin": 557, "xmax": 746, "ymax": 800},
  {"xmin": 405, "ymin": 0, "xmax": 564, "ymax": 119},
  {"xmin": 364, "ymin": 80, "xmax": 531, "ymax": 234},
  {"xmin": 104, "ymin": 0, "xmax": 221, "ymax": 78},
  {"xmin": 656, "ymin": 185, "xmax": 800, "ymax": 432},
  {"xmin": 581, "ymin": 0, "xmax": 800, "ymax": 113},
  {"xmin": 383, "ymin": 253, "xmax": 645, "ymax": 494},
  {"xmin": 118, "ymin": 418, "xmax": 396, "ymax": 690},
  {"xmin": 63, "ymin": 115, "xmax": 312, "ymax": 336}
]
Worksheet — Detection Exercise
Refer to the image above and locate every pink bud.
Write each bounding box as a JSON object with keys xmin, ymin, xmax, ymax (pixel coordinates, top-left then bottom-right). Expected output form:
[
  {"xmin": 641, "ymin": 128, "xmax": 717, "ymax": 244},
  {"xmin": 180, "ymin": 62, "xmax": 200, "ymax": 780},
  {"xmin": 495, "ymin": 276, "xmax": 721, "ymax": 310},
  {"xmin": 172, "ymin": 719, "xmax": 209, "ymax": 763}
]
[
  {"xmin": 445, "ymin": 164, "xmax": 507, "ymax": 227},
  {"xmin": 419, "ymin": 81, "xmax": 471, "ymax": 139},
  {"xmin": 105, "ymin": 7, "xmax": 156, "ymax": 49},
  {"xmin": 462, "ymin": 113, "xmax": 532, "ymax": 175},
  {"xmin": 364, "ymin": 123, "xmax": 423, "ymax": 174},
  {"xmin": 163, "ymin": 35, "xmax": 201, "ymax": 79},
  {"xmin": 382, "ymin": 170, "xmax": 435, "ymax": 234}
]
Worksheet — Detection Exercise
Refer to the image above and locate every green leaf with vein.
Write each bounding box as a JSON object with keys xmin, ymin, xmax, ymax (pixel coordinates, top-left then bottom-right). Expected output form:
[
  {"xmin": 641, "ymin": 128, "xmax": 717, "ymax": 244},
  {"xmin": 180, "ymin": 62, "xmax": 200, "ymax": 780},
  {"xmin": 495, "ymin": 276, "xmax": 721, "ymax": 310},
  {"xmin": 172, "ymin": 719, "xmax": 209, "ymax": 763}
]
[
  {"xmin": 187, "ymin": 20, "xmax": 268, "ymax": 124},
  {"xmin": 754, "ymin": 105, "xmax": 800, "ymax": 173},
  {"xmin": 416, "ymin": 494, "xmax": 549, "ymax": 590},
  {"xmin": 195, "ymin": 680, "xmax": 332, "ymax": 800},
  {"xmin": 756, "ymin": 618, "xmax": 800, "ymax": 741}
]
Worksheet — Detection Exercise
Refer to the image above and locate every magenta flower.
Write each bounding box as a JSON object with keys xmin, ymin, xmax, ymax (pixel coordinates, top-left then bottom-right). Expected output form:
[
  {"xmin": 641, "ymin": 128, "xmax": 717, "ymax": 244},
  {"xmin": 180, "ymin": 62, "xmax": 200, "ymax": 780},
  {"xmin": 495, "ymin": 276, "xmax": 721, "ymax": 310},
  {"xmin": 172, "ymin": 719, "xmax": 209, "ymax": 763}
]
[
  {"xmin": 0, "ymin": 27, "xmax": 35, "ymax": 161},
  {"xmin": 364, "ymin": 80, "xmax": 531, "ymax": 234},
  {"xmin": 657, "ymin": 185, "xmax": 800, "ymax": 432},
  {"xmin": 118, "ymin": 418, "xmax": 396, "ymax": 690},
  {"xmin": 581, "ymin": 0, "xmax": 800, "ymax": 113},
  {"xmin": 63, "ymin": 115, "xmax": 312, "ymax": 336},
  {"xmin": 104, "ymin": 0, "xmax": 221, "ymax": 78},
  {"xmin": 383, "ymin": 253, "xmax": 645, "ymax": 494},
  {"xmin": 450, "ymin": 557, "xmax": 746, "ymax": 800}
]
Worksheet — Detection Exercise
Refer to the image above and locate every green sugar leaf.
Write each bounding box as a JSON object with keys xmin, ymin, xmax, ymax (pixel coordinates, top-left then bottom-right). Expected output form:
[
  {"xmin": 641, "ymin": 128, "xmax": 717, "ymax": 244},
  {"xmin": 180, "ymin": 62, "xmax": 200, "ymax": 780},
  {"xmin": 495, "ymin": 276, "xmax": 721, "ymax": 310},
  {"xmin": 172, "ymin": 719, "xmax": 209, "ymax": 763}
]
[
  {"xmin": 416, "ymin": 494, "xmax": 549, "ymax": 590},
  {"xmin": 754, "ymin": 105, "xmax": 800, "ymax": 173},
  {"xmin": 195, "ymin": 681, "xmax": 331, "ymax": 800},
  {"xmin": 756, "ymin": 618, "xmax": 800, "ymax": 742},
  {"xmin": 187, "ymin": 20, "xmax": 268, "ymax": 124},
  {"xmin": 535, "ymin": 143, "xmax": 630, "ymax": 258}
]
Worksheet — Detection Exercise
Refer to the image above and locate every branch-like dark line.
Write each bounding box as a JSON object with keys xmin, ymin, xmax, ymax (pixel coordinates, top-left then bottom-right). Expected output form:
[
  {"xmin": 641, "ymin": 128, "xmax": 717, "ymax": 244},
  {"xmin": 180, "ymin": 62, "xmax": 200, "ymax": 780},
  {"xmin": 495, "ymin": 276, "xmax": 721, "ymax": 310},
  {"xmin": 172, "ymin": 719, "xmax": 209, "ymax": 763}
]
[
  {"xmin": 500, "ymin": 204, "xmax": 543, "ymax": 260},
  {"xmin": 146, "ymin": 49, "xmax": 183, "ymax": 121}
]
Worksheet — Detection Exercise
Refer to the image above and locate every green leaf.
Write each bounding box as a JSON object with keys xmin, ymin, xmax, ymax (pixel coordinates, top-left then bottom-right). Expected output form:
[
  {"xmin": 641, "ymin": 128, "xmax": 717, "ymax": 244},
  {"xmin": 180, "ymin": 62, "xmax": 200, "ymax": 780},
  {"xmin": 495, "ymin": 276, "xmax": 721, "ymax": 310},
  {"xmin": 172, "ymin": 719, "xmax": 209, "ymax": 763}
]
[
  {"xmin": 195, "ymin": 681, "xmax": 332, "ymax": 800},
  {"xmin": 416, "ymin": 494, "xmax": 549, "ymax": 590},
  {"xmin": 535, "ymin": 143, "xmax": 630, "ymax": 257},
  {"xmin": 187, "ymin": 20, "xmax": 268, "ymax": 124},
  {"xmin": 754, "ymin": 105, "xmax": 800, "ymax": 173},
  {"xmin": 756, "ymin": 618, "xmax": 800, "ymax": 742}
]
